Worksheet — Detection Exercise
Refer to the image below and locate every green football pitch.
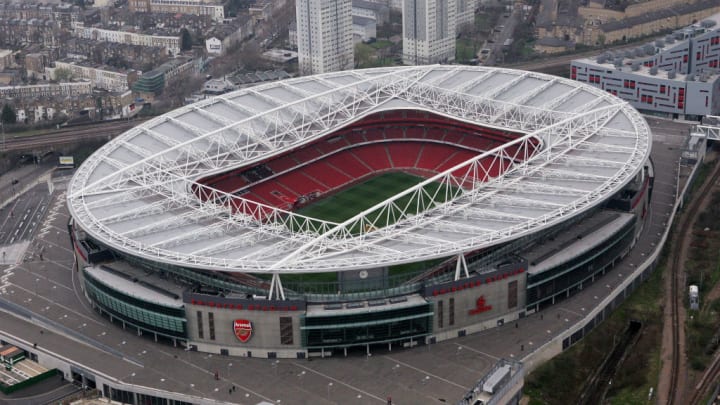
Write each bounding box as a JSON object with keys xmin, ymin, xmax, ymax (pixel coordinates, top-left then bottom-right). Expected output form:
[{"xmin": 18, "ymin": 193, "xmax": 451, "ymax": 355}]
[{"xmin": 295, "ymin": 172, "xmax": 455, "ymax": 231}]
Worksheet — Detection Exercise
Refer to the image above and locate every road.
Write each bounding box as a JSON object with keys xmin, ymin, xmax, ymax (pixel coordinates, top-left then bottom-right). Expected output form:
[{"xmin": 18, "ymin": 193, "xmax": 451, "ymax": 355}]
[
  {"xmin": 0, "ymin": 185, "xmax": 49, "ymax": 246},
  {"xmin": 484, "ymin": 8, "xmax": 520, "ymax": 66}
]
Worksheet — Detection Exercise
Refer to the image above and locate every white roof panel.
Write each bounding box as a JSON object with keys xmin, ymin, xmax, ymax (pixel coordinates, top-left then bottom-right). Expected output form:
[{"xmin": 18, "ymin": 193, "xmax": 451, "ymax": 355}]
[{"xmin": 68, "ymin": 66, "xmax": 651, "ymax": 273}]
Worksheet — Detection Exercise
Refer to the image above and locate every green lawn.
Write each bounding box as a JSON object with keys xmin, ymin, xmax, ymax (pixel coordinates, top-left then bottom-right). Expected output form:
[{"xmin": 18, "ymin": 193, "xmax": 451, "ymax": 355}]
[
  {"xmin": 369, "ymin": 40, "xmax": 393, "ymax": 49},
  {"xmin": 295, "ymin": 172, "xmax": 456, "ymax": 233}
]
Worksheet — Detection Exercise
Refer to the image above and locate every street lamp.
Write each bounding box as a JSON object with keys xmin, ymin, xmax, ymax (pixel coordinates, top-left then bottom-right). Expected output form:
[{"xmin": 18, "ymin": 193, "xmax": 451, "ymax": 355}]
[{"xmin": 327, "ymin": 382, "xmax": 333, "ymax": 398}]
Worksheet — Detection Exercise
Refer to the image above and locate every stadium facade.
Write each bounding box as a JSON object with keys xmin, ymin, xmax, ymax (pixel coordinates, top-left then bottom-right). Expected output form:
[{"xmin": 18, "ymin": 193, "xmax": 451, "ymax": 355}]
[{"xmin": 67, "ymin": 66, "xmax": 653, "ymax": 358}]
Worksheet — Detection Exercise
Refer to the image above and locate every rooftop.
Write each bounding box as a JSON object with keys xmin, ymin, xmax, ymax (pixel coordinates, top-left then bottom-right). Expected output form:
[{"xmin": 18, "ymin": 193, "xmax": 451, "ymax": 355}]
[
  {"xmin": 526, "ymin": 211, "xmax": 634, "ymax": 275},
  {"xmin": 353, "ymin": 15, "xmax": 376, "ymax": 26},
  {"xmin": 85, "ymin": 263, "xmax": 185, "ymax": 308},
  {"xmin": 601, "ymin": 2, "xmax": 720, "ymax": 32}
]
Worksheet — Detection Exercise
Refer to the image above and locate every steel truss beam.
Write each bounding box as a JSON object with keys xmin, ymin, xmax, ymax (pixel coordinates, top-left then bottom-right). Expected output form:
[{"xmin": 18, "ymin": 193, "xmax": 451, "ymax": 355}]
[{"xmin": 67, "ymin": 66, "xmax": 651, "ymax": 273}]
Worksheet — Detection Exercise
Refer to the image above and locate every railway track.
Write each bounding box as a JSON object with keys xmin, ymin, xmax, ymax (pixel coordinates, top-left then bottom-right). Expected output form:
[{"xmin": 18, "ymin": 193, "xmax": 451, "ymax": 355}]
[
  {"xmin": 0, "ymin": 119, "xmax": 148, "ymax": 152},
  {"xmin": 690, "ymin": 349, "xmax": 720, "ymax": 404},
  {"xmin": 668, "ymin": 160, "xmax": 720, "ymax": 405}
]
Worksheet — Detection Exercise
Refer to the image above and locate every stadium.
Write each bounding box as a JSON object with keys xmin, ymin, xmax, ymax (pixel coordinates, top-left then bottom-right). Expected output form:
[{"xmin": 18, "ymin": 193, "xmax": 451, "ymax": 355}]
[{"xmin": 66, "ymin": 65, "xmax": 652, "ymax": 358}]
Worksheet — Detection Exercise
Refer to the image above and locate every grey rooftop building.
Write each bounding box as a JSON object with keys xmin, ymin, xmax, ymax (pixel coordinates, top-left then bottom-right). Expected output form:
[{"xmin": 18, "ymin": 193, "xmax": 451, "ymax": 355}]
[{"xmin": 572, "ymin": 15, "xmax": 720, "ymax": 119}]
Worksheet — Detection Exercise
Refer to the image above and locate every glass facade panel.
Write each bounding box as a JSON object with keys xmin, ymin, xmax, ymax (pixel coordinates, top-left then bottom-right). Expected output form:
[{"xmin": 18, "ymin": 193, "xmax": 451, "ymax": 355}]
[
  {"xmin": 84, "ymin": 270, "xmax": 187, "ymax": 338},
  {"xmin": 302, "ymin": 304, "xmax": 432, "ymax": 348},
  {"xmin": 280, "ymin": 316, "xmax": 294, "ymax": 345},
  {"xmin": 508, "ymin": 280, "xmax": 518, "ymax": 309},
  {"xmin": 208, "ymin": 312, "xmax": 215, "ymax": 340},
  {"xmin": 437, "ymin": 300, "xmax": 444, "ymax": 328},
  {"xmin": 526, "ymin": 218, "xmax": 636, "ymax": 308},
  {"xmin": 197, "ymin": 311, "xmax": 204, "ymax": 339}
]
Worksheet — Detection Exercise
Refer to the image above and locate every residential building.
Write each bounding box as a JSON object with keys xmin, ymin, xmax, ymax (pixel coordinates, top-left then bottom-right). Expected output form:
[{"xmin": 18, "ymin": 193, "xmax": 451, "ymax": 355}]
[
  {"xmin": 263, "ymin": 49, "xmax": 298, "ymax": 63},
  {"xmin": 0, "ymin": 49, "xmax": 12, "ymax": 70},
  {"xmin": 571, "ymin": 16, "xmax": 720, "ymax": 119},
  {"xmin": 206, "ymin": 37, "xmax": 222, "ymax": 55},
  {"xmin": 456, "ymin": 0, "xmax": 475, "ymax": 29},
  {"xmin": 353, "ymin": 16, "xmax": 377, "ymax": 43},
  {"xmin": 535, "ymin": 0, "xmax": 720, "ymax": 49},
  {"xmin": 102, "ymin": 8, "xmax": 214, "ymax": 31},
  {"xmin": 25, "ymin": 53, "xmax": 48, "ymax": 78},
  {"xmin": 128, "ymin": 0, "xmax": 225, "ymax": 22},
  {"xmin": 73, "ymin": 25, "xmax": 182, "ymax": 56},
  {"xmin": 0, "ymin": 81, "xmax": 92, "ymax": 99},
  {"xmin": 249, "ymin": 0, "xmax": 273, "ymax": 24},
  {"xmin": 202, "ymin": 77, "xmax": 235, "ymax": 94},
  {"xmin": 0, "ymin": 18, "xmax": 62, "ymax": 48},
  {"xmin": 12, "ymin": 89, "xmax": 135, "ymax": 123},
  {"xmin": 296, "ymin": 0, "xmax": 354, "ymax": 75},
  {"xmin": 229, "ymin": 69, "xmax": 292, "ymax": 88},
  {"xmin": 203, "ymin": 14, "xmax": 254, "ymax": 55},
  {"xmin": 63, "ymin": 38, "xmax": 167, "ymax": 71},
  {"xmin": 132, "ymin": 56, "xmax": 199, "ymax": 96},
  {"xmin": 0, "ymin": 2, "xmax": 83, "ymax": 29},
  {"xmin": 51, "ymin": 60, "xmax": 139, "ymax": 92},
  {"xmin": 352, "ymin": 0, "xmax": 389, "ymax": 25},
  {"xmin": 288, "ymin": 22, "xmax": 298, "ymax": 48},
  {"xmin": 403, "ymin": 0, "xmax": 457, "ymax": 65},
  {"xmin": 159, "ymin": 56, "xmax": 198, "ymax": 85},
  {"xmin": 133, "ymin": 70, "xmax": 165, "ymax": 96}
]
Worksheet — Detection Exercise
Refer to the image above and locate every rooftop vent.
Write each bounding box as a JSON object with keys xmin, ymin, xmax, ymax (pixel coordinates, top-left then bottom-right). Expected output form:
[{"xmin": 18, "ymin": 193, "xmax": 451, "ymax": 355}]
[
  {"xmin": 643, "ymin": 44, "xmax": 656, "ymax": 55},
  {"xmin": 665, "ymin": 35, "xmax": 675, "ymax": 44},
  {"xmin": 634, "ymin": 47, "xmax": 645, "ymax": 57},
  {"xmin": 649, "ymin": 66, "xmax": 658, "ymax": 75},
  {"xmin": 614, "ymin": 57, "xmax": 624, "ymax": 67},
  {"xmin": 655, "ymin": 39, "xmax": 664, "ymax": 47},
  {"xmin": 631, "ymin": 61, "xmax": 640, "ymax": 71},
  {"xmin": 668, "ymin": 70, "xmax": 676, "ymax": 79}
]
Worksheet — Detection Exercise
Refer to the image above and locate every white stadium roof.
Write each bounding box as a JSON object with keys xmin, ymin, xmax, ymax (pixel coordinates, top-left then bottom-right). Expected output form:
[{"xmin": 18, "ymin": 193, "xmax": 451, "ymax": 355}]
[{"xmin": 67, "ymin": 66, "xmax": 651, "ymax": 274}]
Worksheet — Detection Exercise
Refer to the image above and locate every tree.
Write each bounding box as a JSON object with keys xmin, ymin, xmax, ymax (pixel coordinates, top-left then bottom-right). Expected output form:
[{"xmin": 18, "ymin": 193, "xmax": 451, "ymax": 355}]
[
  {"xmin": 53, "ymin": 67, "xmax": 73, "ymax": 82},
  {"xmin": 2, "ymin": 104, "xmax": 16, "ymax": 124},
  {"xmin": 180, "ymin": 28, "xmax": 192, "ymax": 51},
  {"xmin": 355, "ymin": 43, "xmax": 375, "ymax": 68}
]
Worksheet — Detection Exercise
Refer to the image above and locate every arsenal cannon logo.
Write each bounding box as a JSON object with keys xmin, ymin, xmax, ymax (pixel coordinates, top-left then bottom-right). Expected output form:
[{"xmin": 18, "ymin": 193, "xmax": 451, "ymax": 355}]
[{"xmin": 233, "ymin": 319, "xmax": 253, "ymax": 343}]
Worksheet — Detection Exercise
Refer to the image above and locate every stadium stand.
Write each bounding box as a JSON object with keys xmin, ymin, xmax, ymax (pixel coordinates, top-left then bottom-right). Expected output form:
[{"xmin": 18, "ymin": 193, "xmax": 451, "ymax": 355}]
[
  {"xmin": 352, "ymin": 144, "xmax": 393, "ymax": 171},
  {"xmin": 324, "ymin": 153, "xmax": 372, "ymax": 178},
  {"xmin": 197, "ymin": 109, "xmax": 535, "ymax": 219},
  {"xmin": 386, "ymin": 143, "xmax": 423, "ymax": 168}
]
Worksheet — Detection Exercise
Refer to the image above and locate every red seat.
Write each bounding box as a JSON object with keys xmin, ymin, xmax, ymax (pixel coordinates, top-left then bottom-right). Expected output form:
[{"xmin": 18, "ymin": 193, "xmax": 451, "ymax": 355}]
[
  {"xmin": 197, "ymin": 109, "xmax": 537, "ymax": 214},
  {"xmin": 386, "ymin": 143, "xmax": 423, "ymax": 168}
]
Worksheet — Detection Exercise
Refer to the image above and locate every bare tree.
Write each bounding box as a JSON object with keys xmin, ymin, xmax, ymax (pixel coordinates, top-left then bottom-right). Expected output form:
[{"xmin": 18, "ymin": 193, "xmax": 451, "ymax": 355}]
[{"xmin": 158, "ymin": 73, "xmax": 205, "ymax": 108}]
